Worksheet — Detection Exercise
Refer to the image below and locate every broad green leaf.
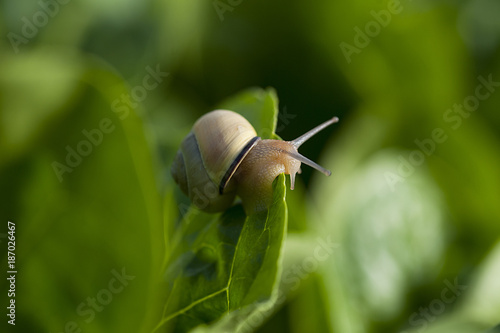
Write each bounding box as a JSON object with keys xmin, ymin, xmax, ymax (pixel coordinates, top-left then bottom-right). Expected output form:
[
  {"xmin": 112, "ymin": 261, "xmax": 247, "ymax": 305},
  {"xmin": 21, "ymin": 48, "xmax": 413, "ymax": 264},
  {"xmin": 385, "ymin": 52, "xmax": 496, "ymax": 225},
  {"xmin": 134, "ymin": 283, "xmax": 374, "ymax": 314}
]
[
  {"xmin": 156, "ymin": 88, "xmax": 288, "ymax": 332},
  {"xmin": 154, "ymin": 174, "xmax": 287, "ymax": 333},
  {"xmin": 310, "ymin": 116, "xmax": 446, "ymax": 333},
  {"xmin": 0, "ymin": 54, "xmax": 162, "ymax": 333}
]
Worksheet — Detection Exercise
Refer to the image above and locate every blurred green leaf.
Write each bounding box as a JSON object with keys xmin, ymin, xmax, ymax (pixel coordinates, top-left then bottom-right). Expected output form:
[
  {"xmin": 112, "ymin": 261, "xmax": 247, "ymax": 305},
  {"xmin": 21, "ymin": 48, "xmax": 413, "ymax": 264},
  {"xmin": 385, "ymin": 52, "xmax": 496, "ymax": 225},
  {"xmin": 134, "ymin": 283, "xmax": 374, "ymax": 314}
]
[
  {"xmin": 0, "ymin": 49, "xmax": 84, "ymax": 166},
  {"xmin": 460, "ymin": 240, "xmax": 500, "ymax": 327},
  {"xmin": 401, "ymin": 240, "xmax": 500, "ymax": 333},
  {"xmin": 310, "ymin": 116, "xmax": 446, "ymax": 333},
  {"xmin": 0, "ymin": 55, "xmax": 163, "ymax": 333},
  {"xmin": 403, "ymin": 317, "xmax": 486, "ymax": 333},
  {"xmin": 287, "ymin": 274, "xmax": 331, "ymax": 333},
  {"xmin": 217, "ymin": 87, "xmax": 279, "ymax": 140}
]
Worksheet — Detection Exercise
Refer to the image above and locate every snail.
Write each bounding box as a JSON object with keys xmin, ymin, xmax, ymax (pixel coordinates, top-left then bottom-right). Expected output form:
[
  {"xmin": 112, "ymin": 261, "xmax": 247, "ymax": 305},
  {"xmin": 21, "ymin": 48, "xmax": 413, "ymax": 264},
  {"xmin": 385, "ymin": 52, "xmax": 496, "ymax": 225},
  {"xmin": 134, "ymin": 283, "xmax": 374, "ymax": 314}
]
[{"xmin": 171, "ymin": 110, "xmax": 338, "ymax": 214}]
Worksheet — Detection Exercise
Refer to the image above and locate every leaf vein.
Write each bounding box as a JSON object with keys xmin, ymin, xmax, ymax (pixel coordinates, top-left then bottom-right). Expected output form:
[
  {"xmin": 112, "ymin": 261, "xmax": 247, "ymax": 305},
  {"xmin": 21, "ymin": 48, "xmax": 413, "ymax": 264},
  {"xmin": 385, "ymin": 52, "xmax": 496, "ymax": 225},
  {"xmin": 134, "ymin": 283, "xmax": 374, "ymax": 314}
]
[
  {"xmin": 225, "ymin": 216, "xmax": 248, "ymax": 311},
  {"xmin": 153, "ymin": 287, "xmax": 228, "ymax": 332}
]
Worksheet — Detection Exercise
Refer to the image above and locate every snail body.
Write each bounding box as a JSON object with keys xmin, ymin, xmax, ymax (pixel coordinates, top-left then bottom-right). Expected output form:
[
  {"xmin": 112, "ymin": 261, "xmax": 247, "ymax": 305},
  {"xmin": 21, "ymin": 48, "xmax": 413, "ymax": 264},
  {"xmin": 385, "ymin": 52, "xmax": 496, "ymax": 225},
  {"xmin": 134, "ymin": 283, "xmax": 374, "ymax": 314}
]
[{"xmin": 171, "ymin": 110, "xmax": 338, "ymax": 214}]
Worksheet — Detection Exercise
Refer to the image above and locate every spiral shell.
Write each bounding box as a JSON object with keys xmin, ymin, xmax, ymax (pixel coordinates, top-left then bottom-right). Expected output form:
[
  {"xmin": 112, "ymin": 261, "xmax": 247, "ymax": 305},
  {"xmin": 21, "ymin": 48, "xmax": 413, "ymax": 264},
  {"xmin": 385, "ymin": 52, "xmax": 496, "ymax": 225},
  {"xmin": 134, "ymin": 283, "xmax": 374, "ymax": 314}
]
[{"xmin": 171, "ymin": 110, "xmax": 259, "ymax": 212}]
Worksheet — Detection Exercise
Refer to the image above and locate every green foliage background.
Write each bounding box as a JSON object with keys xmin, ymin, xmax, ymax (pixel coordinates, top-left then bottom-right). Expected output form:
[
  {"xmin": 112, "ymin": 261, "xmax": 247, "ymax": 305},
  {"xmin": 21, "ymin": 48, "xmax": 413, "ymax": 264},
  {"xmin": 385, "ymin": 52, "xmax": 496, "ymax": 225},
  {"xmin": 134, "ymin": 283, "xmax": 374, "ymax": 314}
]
[{"xmin": 1, "ymin": 0, "xmax": 500, "ymax": 332}]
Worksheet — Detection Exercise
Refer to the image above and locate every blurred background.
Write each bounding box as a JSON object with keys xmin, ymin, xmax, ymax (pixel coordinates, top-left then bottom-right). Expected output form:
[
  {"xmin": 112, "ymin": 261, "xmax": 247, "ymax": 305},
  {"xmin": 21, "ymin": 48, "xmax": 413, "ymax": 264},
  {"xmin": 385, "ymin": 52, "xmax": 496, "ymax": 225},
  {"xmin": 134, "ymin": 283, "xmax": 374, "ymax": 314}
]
[{"xmin": 1, "ymin": 0, "xmax": 500, "ymax": 332}]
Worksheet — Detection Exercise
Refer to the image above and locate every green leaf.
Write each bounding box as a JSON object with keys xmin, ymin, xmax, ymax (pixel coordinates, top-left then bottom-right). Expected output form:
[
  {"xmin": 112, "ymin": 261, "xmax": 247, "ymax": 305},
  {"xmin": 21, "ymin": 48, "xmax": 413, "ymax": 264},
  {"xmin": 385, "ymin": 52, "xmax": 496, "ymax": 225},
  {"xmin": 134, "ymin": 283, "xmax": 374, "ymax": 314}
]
[
  {"xmin": 217, "ymin": 87, "xmax": 279, "ymax": 139},
  {"xmin": 0, "ymin": 49, "xmax": 84, "ymax": 167},
  {"xmin": 0, "ymin": 54, "xmax": 163, "ymax": 333},
  {"xmin": 156, "ymin": 88, "xmax": 288, "ymax": 332},
  {"xmin": 155, "ymin": 174, "xmax": 287, "ymax": 333},
  {"xmin": 310, "ymin": 117, "xmax": 447, "ymax": 332}
]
